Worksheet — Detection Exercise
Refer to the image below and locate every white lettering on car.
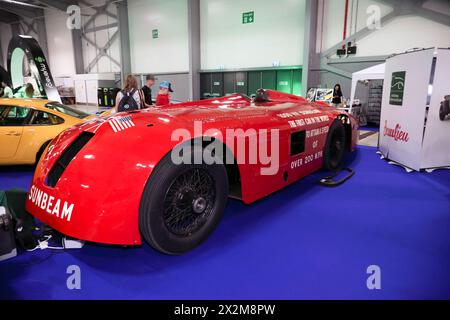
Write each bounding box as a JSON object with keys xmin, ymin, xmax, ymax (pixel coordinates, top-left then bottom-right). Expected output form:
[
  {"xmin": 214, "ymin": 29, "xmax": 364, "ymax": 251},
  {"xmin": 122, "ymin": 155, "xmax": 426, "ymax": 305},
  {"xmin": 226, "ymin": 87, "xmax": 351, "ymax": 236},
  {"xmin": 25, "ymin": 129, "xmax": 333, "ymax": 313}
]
[{"xmin": 28, "ymin": 185, "xmax": 74, "ymax": 222}]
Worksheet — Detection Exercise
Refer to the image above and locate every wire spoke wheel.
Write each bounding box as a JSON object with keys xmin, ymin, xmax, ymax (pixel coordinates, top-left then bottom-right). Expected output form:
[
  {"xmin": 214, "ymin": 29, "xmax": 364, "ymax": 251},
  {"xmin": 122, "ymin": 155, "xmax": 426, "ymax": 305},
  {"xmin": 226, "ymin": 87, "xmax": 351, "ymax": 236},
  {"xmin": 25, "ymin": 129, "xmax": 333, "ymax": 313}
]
[
  {"xmin": 140, "ymin": 146, "xmax": 228, "ymax": 254},
  {"xmin": 163, "ymin": 168, "xmax": 216, "ymax": 236}
]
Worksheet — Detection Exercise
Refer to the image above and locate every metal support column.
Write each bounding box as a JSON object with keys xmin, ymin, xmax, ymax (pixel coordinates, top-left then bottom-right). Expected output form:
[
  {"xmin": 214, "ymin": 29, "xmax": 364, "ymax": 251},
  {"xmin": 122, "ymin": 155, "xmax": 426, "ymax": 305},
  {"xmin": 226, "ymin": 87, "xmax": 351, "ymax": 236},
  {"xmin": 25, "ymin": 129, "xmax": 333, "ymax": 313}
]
[
  {"xmin": 188, "ymin": 0, "xmax": 201, "ymax": 101},
  {"xmin": 72, "ymin": 29, "xmax": 85, "ymax": 74},
  {"xmin": 116, "ymin": 0, "xmax": 132, "ymax": 82},
  {"xmin": 302, "ymin": 0, "xmax": 320, "ymax": 96}
]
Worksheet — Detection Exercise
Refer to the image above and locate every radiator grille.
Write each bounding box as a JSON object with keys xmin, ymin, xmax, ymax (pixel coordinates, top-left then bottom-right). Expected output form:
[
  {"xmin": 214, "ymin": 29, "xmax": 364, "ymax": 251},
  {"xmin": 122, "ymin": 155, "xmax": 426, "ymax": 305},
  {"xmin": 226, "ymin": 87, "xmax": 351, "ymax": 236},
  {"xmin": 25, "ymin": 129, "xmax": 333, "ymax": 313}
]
[{"xmin": 46, "ymin": 132, "xmax": 94, "ymax": 187}]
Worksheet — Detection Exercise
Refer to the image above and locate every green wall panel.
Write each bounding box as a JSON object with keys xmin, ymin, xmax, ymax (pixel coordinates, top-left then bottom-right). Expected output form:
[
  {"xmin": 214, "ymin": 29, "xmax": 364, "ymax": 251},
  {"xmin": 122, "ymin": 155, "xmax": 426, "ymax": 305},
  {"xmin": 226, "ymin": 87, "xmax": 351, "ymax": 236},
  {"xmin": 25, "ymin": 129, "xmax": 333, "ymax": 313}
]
[{"xmin": 201, "ymin": 68, "xmax": 301, "ymax": 98}]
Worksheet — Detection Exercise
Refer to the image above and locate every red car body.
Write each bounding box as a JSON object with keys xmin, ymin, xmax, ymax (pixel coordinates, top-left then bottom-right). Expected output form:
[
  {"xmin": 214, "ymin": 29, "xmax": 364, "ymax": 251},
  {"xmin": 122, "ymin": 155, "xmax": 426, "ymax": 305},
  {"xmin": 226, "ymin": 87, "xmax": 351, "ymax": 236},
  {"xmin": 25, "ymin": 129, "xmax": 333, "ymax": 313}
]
[{"xmin": 25, "ymin": 90, "xmax": 358, "ymax": 246}]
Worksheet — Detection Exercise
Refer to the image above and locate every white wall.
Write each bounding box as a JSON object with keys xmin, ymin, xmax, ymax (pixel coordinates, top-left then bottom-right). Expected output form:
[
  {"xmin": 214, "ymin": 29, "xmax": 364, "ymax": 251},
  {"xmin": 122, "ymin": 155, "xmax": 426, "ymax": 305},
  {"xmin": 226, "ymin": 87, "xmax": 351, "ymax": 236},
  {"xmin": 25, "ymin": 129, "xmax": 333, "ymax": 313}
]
[
  {"xmin": 200, "ymin": 0, "xmax": 306, "ymax": 70},
  {"xmin": 318, "ymin": 0, "xmax": 393, "ymax": 53},
  {"xmin": 44, "ymin": 9, "xmax": 76, "ymax": 77},
  {"xmin": 319, "ymin": 0, "xmax": 450, "ymax": 57},
  {"xmin": 128, "ymin": 0, "xmax": 190, "ymax": 74},
  {"xmin": 356, "ymin": 15, "xmax": 450, "ymax": 57}
]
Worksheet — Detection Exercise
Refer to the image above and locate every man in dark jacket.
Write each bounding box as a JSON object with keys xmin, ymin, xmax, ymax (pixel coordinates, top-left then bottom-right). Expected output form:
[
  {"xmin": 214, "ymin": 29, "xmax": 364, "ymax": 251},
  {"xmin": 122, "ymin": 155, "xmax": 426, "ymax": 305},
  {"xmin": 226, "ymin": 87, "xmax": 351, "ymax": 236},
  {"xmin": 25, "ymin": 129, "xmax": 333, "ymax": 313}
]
[{"xmin": 141, "ymin": 74, "xmax": 157, "ymax": 108}]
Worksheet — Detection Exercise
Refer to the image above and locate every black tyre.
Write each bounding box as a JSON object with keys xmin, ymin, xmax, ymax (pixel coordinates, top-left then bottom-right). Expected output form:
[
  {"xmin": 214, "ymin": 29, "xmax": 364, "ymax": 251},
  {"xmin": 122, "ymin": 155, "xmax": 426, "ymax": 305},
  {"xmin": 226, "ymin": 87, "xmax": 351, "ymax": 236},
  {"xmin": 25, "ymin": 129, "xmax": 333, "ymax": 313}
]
[
  {"xmin": 139, "ymin": 148, "xmax": 229, "ymax": 255},
  {"xmin": 323, "ymin": 119, "xmax": 347, "ymax": 172},
  {"xmin": 440, "ymin": 101, "xmax": 449, "ymax": 121}
]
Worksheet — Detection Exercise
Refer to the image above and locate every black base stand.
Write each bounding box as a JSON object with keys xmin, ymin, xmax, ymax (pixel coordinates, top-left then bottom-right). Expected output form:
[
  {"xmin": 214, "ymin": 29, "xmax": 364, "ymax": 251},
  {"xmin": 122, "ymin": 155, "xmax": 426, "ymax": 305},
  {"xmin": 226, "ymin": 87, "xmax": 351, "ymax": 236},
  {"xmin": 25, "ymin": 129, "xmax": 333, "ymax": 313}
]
[{"xmin": 319, "ymin": 168, "xmax": 355, "ymax": 187}]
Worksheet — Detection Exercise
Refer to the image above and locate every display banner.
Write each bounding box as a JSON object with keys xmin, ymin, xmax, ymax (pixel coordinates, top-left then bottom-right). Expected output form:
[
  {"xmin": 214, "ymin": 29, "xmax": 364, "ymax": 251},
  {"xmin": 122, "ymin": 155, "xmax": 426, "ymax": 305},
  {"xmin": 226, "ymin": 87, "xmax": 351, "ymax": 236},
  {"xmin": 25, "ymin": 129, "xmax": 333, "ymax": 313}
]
[
  {"xmin": 421, "ymin": 48, "xmax": 450, "ymax": 169},
  {"xmin": 379, "ymin": 49, "xmax": 435, "ymax": 171},
  {"xmin": 7, "ymin": 35, "xmax": 61, "ymax": 102}
]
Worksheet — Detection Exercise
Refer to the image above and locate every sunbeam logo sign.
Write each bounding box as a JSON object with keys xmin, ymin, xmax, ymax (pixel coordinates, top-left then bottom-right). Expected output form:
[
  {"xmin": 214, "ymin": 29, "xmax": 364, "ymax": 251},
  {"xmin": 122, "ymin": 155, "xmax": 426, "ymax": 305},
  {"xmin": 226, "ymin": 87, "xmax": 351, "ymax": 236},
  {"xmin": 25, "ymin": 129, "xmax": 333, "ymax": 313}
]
[{"xmin": 390, "ymin": 71, "xmax": 406, "ymax": 106}]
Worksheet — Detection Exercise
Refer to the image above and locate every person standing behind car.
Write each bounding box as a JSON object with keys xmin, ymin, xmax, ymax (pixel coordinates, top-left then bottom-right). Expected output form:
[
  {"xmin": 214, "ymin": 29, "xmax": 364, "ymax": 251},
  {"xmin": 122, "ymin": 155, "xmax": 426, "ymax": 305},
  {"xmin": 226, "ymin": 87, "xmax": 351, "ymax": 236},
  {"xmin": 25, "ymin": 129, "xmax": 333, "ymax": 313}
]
[
  {"xmin": 156, "ymin": 81, "xmax": 173, "ymax": 106},
  {"xmin": 141, "ymin": 74, "xmax": 156, "ymax": 108},
  {"xmin": 332, "ymin": 84, "xmax": 344, "ymax": 107},
  {"xmin": 115, "ymin": 75, "xmax": 144, "ymax": 113},
  {"xmin": 1, "ymin": 81, "xmax": 13, "ymax": 98},
  {"xmin": 14, "ymin": 83, "xmax": 34, "ymax": 99}
]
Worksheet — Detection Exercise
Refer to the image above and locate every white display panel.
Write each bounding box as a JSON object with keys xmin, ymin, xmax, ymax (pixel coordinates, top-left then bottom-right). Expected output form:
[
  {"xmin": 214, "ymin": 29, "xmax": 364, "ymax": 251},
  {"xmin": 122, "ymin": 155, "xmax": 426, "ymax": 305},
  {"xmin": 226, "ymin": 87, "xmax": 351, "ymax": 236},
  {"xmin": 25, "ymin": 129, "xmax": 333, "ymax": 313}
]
[
  {"xmin": 421, "ymin": 49, "xmax": 450, "ymax": 169},
  {"xmin": 379, "ymin": 48, "xmax": 434, "ymax": 171}
]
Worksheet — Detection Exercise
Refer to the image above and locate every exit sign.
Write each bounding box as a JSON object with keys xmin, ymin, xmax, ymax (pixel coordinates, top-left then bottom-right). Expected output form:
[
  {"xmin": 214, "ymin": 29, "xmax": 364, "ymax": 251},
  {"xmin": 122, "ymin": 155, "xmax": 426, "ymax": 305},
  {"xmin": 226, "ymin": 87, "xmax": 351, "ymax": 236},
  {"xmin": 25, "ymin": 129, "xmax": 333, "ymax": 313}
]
[
  {"xmin": 242, "ymin": 11, "xmax": 254, "ymax": 24},
  {"xmin": 152, "ymin": 29, "xmax": 158, "ymax": 39}
]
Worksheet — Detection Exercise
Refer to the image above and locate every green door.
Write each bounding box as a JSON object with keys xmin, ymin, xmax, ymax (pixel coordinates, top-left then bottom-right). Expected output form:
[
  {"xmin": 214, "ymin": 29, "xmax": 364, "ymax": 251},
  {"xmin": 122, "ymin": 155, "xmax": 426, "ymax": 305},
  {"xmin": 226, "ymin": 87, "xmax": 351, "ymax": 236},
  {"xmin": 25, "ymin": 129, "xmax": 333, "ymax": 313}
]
[
  {"xmin": 262, "ymin": 71, "xmax": 277, "ymax": 91},
  {"xmin": 292, "ymin": 69, "xmax": 302, "ymax": 95},
  {"xmin": 200, "ymin": 73, "xmax": 212, "ymax": 100},
  {"xmin": 223, "ymin": 72, "xmax": 235, "ymax": 95},
  {"xmin": 211, "ymin": 73, "xmax": 224, "ymax": 98},
  {"xmin": 235, "ymin": 72, "xmax": 248, "ymax": 95},
  {"xmin": 276, "ymin": 70, "xmax": 293, "ymax": 94},
  {"xmin": 248, "ymin": 71, "xmax": 262, "ymax": 97}
]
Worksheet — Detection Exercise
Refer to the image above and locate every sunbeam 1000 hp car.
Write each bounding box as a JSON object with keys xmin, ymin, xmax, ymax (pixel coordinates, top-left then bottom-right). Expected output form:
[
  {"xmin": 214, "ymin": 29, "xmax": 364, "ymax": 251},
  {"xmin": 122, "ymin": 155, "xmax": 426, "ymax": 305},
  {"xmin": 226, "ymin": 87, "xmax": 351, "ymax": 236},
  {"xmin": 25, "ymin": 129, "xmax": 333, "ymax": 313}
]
[{"xmin": 26, "ymin": 90, "xmax": 358, "ymax": 254}]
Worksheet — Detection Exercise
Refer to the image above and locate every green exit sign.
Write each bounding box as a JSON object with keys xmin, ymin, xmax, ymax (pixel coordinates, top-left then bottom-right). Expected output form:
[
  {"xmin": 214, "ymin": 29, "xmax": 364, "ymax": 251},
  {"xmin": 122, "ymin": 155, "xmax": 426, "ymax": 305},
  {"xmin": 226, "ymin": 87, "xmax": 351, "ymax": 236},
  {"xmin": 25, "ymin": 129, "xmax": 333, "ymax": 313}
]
[
  {"xmin": 152, "ymin": 29, "xmax": 158, "ymax": 39},
  {"xmin": 242, "ymin": 11, "xmax": 254, "ymax": 24}
]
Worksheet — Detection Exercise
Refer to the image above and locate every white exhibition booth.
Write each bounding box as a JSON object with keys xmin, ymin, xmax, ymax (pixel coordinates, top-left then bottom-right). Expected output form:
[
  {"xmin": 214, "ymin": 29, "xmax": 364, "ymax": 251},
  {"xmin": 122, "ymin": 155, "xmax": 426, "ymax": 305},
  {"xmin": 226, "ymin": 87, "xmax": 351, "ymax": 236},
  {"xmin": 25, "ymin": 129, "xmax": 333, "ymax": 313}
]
[
  {"xmin": 350, "ymin": 63, "xmax": 385, "ymax": 108},
  {"xmin": 379, "ymin": 48, "xmax": 450, "ymax": 171}
]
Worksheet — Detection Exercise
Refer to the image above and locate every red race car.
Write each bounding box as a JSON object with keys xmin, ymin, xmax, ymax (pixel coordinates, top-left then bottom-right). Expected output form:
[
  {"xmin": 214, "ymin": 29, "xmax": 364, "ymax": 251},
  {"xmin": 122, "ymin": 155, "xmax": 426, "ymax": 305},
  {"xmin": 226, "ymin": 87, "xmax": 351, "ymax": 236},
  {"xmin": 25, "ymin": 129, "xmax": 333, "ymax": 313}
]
[{"xmin": 25, "ymin": 89, "xmax": 358, "ymax": 254}]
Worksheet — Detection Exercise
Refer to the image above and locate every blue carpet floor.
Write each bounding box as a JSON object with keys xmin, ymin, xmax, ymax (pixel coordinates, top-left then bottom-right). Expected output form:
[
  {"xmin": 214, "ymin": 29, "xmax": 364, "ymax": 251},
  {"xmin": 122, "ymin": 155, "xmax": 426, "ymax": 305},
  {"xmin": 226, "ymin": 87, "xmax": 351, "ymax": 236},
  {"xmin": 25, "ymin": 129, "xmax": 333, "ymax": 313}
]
[{"xmin": 0, "ymin": 146, "xmax": 449, "ymax": 300}]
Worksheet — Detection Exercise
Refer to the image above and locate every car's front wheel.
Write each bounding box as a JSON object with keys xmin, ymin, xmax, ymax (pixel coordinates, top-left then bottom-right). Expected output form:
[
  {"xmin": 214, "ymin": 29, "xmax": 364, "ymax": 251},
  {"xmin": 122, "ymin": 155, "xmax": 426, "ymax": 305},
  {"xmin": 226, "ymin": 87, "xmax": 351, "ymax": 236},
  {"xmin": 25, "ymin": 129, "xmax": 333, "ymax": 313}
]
[
  {"xmin": 323, "ymin": 119, "xmax": 347, "ymax": 171},
  {"xmin": 139, "ymin": 149, "xmax": 229, "ymax": 255}
]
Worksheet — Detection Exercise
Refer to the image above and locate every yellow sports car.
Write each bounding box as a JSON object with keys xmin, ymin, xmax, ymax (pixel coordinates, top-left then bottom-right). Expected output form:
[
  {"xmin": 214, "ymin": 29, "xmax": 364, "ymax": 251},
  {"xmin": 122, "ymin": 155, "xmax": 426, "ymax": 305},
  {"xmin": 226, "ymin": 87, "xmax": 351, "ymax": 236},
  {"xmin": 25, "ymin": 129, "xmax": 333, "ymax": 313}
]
[{"xmin": 0, "ymin": 98, "xmax": 91, "ymax": 165}]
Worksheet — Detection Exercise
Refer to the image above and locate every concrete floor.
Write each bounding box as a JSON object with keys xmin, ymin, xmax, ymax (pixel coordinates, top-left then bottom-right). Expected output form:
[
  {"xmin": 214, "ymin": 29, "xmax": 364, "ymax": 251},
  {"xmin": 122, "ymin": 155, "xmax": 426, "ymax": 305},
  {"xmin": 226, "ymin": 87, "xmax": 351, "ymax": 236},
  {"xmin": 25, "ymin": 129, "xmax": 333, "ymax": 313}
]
[{"xmin": 358, "ymin": 130, "xmax": 379, "ymax": 147}]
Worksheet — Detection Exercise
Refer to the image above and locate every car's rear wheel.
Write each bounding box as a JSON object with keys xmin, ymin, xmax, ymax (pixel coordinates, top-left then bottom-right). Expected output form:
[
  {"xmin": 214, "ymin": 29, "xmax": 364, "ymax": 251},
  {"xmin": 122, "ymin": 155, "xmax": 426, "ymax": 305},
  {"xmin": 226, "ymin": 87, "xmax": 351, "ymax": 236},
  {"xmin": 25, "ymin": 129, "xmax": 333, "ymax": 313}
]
[
  {"xmin": 139, "ymin": 149, "xmax": 229, "ymax": 255},
  {"xmin": 323, "ymin": 119, "xmax": 347, "ymax": 172}
]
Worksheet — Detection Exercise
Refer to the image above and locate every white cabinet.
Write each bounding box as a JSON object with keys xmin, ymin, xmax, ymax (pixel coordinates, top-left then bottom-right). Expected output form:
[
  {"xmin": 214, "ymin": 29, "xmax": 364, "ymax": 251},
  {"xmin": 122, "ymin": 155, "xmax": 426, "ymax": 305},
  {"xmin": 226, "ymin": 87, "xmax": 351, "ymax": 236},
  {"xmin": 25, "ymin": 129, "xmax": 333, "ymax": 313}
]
[
  {"xmin": 74, "ymin": 80, "xmax": 87, "ymax": 103},
  {"xmin": 73, "ymin": 73, "xmax": 116, "ymax": 105}
]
